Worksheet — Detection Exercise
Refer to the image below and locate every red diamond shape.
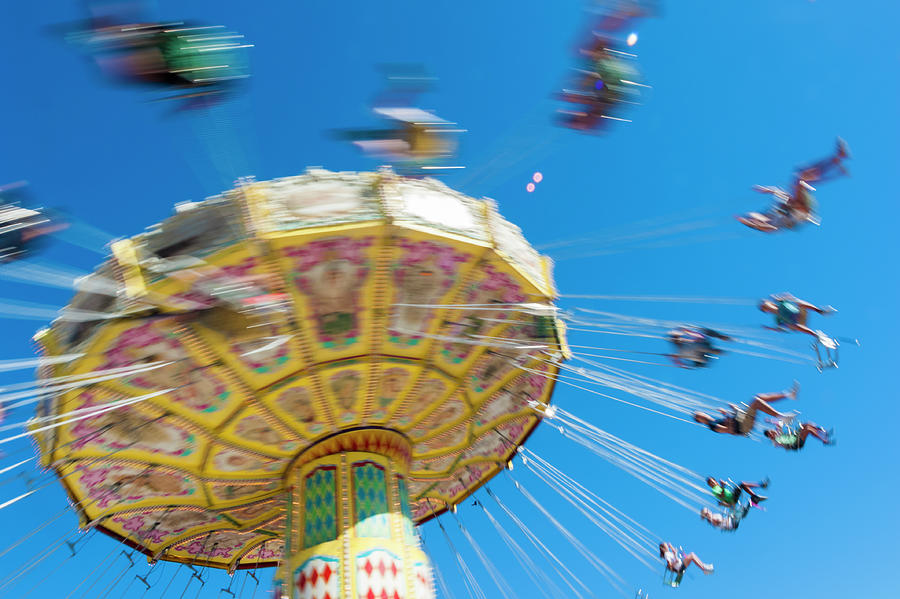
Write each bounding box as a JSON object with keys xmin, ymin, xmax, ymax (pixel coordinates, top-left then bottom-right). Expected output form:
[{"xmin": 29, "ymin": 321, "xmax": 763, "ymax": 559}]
[
  {"xmin": 310, "ymin": 568, "xmax": 318, "ymax": 586},
  {"xmin": 392, "ymin": 591, "xmax": 401, "ymax": 599},
  {"xmin": 379, "ymin": 591, "xmax": 389, "ymax": 599},
  {"xmin": 377, "ymin": 560, "xmax": 386, "ymax": 577},
  {"xmin": 390, "ymin": 563, "xmax": 398, "ymax": 578},
  {"xmin": 366, "ymin": 590, "xmax": 376, "ymax": 599},
  {"xmin": 322, "ymin": 563, "xmax": 333, "ymax": 584},
  {"xmin": 364, "ymin": 559, "xmax": 374, "ymax": 577}
]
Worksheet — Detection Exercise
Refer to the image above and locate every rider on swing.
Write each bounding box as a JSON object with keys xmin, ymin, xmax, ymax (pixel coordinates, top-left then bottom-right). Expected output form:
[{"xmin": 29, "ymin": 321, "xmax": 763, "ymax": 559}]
[
  {"xmin": 700, "ymin": 503, "xmax": 752, "ymax": 532},
  {"xmin": 758, "ymin": 293, "xmax": 838, "ymax": 355},
  {"xmin": 706, "ymin": 476, "xmax": 768, "ymax": 507},
  {"xmin": 738, "ymin": 138, "xmax": 850, "ymax": 233},
  {"xmin": 659, "ymin": 542, "xmax": 713, "ymax": 586},
  {"xmin": 764, "ymin": 420, "xmax": 834, "ymax": 451},
  {"xmin": 692, "ymin": 382, "xmax": 799, "ymax": 438},
  {"xmin": 0, "ymin": 183, "xmax": 68, "ymax": 262},
  {"xmin": 557, "ymin": 1, "xmax": 653, "ymax": 132},
  {"xmin": 67, "ymin": 9, "xmax": 251, "ymax": 109},
  {"xmin": 667, "ymin": 326, "xmax": 732, "ymax": 368}
]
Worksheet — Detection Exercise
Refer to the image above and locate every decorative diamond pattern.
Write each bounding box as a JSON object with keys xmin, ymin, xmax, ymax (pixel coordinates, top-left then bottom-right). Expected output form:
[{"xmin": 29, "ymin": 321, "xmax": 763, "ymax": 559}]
[
  {"xmin": 304, "ymin": 466, "xmax": 337, "ymax": 548},
  {"xmin": 413, "ymin": 563, "xmax": 435, "ymax": 599},
  {"xmin": 353, "ymin": 462, "xmax": 389, "ymax": 538},
  {"xmin": 356, "ymin": 549, "xmax": 404, "ymax": 599},
  {"xmin": 295, "ymin": 556, "xmax": 340, "ymax": 599}
]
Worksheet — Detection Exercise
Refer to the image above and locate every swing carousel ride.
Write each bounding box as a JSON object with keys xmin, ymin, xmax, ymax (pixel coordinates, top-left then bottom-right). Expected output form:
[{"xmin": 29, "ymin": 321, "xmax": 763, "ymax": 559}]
[
  {"xmin": 0, "ymin": 0, "xmax": 865, "ymax": 597},
  {"xmin": 30, "ymin": 171, "xmax": 566, "ymax": 598}
]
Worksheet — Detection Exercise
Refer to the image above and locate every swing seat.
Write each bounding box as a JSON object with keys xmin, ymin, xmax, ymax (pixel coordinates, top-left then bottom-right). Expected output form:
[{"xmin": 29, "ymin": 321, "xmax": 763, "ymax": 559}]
[
  {"xmin": 663, "ymin": 568, "xmax": 684, "ymax": 587},
  {"xmin": 816, "ymin": 332, "xmax": 838, "ymax": 350},
  {"xmin": 812, "ymin": 335, "xmax": 839, "ymax": 372}
]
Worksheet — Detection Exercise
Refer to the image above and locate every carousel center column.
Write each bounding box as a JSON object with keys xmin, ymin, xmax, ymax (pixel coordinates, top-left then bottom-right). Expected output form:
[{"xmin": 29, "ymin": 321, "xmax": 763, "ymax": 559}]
[{"xmin": 275, "ymin": 429, "xmax": 435, "ymax": 599}]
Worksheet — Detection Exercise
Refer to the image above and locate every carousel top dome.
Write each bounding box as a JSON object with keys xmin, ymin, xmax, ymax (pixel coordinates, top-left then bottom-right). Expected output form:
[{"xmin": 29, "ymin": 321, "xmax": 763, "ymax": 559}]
[{"xmin": 32, "ymin": 168, "xmax": 567, "ymax": 571}]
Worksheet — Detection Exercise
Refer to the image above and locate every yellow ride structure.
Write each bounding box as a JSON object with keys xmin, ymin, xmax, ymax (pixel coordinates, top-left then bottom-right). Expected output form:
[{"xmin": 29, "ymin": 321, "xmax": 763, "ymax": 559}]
[{"xmin": 32, "ymin": 169, "xmax": 567, "ymax": 599}]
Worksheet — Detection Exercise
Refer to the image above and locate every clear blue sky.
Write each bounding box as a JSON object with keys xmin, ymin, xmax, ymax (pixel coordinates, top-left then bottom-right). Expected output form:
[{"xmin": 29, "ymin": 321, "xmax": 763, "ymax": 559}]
[{"xmin": 1, "ymin": 1, "xmax": 898, "ymax": 597}]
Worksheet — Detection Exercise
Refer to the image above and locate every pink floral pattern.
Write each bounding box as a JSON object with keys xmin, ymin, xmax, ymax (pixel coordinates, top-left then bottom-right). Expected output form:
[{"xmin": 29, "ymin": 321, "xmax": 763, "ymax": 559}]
[
  {"xmin": 474, "ymin": 369, "xmax": 547, "ymax": 429},
  {"xmin": 284, "ymin": 237, "xmax": 373, "ymax": 348},
  {"xmin": 100, "ymin": 321, "xmax": 229, "ymax": 413},
  {"xmin": 101, "ymin": 322, "xmax": 181, "ymax": 374},
  {"xmin": 388, "ymin": 241, "xmax": 470, "ymax": 347},
  {"xmin": 111, "ymin": 509, "xmax": 220, "ymax": 544},
  {"xmin": 68, "ymin": 396, "xmax": 195, "ymax": 457},
  {"xmin": 411, "ymin": 499, "xmax": 444, "ymax": 520},
  {"xmin": 168, "ymin": 257, "xmax": 266, "ymax": 311},
  {"xmin": 396, "ymin": 240, "xmax": 469, "ymax": 274},
  {"xmin": 76, "ymin": 464, "xmax": 196, "ymax": 509},
  {"xmin": 174, "ymin": 531, "xmax": 255, "ymax": 559},
  {"xmin": 438, "ymin": 264, "xmax": 527, "ymax": 364},
  {"xmin": 284, "ymin": 237, "xmax": 371, "ymax": 272},
  {"xmin": 431, "ymin": 464, "xmax": 491, "ymax": 499},
  {"xmin": 461, "ymin": 418, "xmax": 529, "ymax": 463},
  {"xmin": 241, "ymin": 539, "xmax": 284, "ymax": 562}
]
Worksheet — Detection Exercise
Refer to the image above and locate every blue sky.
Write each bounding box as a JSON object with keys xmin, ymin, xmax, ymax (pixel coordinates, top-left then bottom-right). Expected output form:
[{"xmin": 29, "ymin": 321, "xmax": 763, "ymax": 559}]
[{"xmin": 1, "ymin": 1, "xmax": 898, "ymax": 597}]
